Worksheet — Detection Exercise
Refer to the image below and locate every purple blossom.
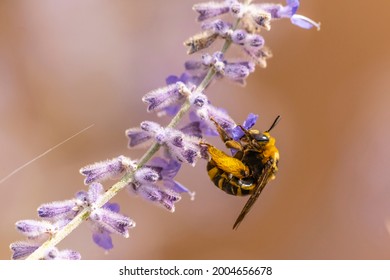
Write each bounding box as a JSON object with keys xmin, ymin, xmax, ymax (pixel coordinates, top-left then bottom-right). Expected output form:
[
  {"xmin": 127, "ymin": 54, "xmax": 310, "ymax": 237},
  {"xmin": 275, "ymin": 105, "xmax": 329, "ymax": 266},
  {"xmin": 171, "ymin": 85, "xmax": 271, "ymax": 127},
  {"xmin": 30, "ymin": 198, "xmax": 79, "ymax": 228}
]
[
  {"xmin": 192, "ymin": 103, "xmax": 236, "ymax": 136},
  {"xmin": 79, "ymin": 184, "xmax": 135, "ymax": 250},
  {"xmin": 9, "ymin": 242, "xmax": 40, "ymax": 260},
  {"xmin": 193, "ymin": 1, "xmax": 231, "ymax": 21},
  {"xmin": 43, "ymin": 247, "xmax": 81, "ymax": 260},
  {"xmin": 134, "ymin": 167, "xmax": 161, "ymax": 184},
  {"xmin": 231, "ymin": 29, "xmax": 247, "ymax": 45},
  {"xmin": 201, "ymin": 19, "xmax": 232, "ymax": 37},
  {"xmin": 255, "ymin": 0, "xmax": 320, "ymax": 30},
  {"xmin": 224, "ymin": 61, "xmax": 255, "ymax": 84},
  {"xmin": 87, "ymin": 182, "xmax": 104, "ymax": 204},
  {"xmin": 229, "ymin": 30, "xmax": 266, "ymax": 50},
  {"xmin": 142, "ymin": 82, "xmax": 190, "ymax": 113},
  {"xmin": 179, "ymin": 121, "xmax": 203, "ymax": 139},
  {"xmin": 159, "ymin": 74, "xmax": 205, "ymax": 117},
  {"xmin": 149, "ymin": 157, "xmax": 195, "ymax": 199},
  {"xmin": 229, "ymin": 1, "xmax": 244, "ymax": 18},
  {"xmin": 162, "ymin": 128, "xmax": 202, "ymax": 165},
  {"xmin": 15, "ymin": 220, "xmax": 54, "ymax": 239},
  {"xmin": 290, "ymin": 14, "xmax": 321, "ymax": 30},
  {"xmin": 36, "ymin": 183, "xmax": 135, "ymax": 252},
  {"xmin": 130, "ymin": 183, "xmax": 182, "ymax": 213},
  {"xmin": 90, "ymin": 206, "xmax": 135, "ymax": 238},
  {"xmin": 9, "ymin": 242, "xmax": 81, "ymax": 260},
  {"xmin": 90, "ymin": 202, "xmax": 120, "ymax": 250},
  {"xmin": 127, "ymin": 156, "xmax": 194, "ymax": 211},
  {"xmin": 127, "ymin": 121, "xmax": 202, "ymax": 166},
  {"xmin": 37, "ymin": 199, "xmax": 79, "ymax": 219},
  {"xmin": 92, "ymin": 231, "xmax": 113, "ymax": 251},
  {"xmin": 80, "ymin": 155, "xmax": 136, "ymax": 185},
  {"xmin": 185, "ymin": 51, "xmax": 255, "ymax": 86}
]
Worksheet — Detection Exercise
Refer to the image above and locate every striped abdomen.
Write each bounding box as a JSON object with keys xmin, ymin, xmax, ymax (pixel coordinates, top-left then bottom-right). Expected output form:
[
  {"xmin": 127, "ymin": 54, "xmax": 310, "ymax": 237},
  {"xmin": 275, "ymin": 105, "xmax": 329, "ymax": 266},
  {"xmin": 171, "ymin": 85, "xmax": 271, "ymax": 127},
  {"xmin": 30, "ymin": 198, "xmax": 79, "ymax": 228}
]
[{"xmin": 207, "ymin": 161, "xmax": 256, "ymax": 196}]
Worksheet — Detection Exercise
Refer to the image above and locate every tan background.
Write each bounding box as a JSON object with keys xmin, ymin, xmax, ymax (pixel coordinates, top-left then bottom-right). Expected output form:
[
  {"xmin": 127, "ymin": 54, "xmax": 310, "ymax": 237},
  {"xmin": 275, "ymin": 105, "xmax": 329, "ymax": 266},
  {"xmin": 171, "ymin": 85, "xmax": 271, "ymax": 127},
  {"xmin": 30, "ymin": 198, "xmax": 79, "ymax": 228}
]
[{"xmin": 1, "ymin": 0, "xmax": 390, "ymax": 259}]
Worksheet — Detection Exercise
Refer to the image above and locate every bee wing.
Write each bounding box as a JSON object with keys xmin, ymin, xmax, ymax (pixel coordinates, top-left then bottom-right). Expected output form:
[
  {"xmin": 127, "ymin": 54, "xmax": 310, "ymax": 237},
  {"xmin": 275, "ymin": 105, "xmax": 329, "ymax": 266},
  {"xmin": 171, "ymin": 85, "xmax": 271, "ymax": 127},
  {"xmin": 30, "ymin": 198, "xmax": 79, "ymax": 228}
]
[{"xmin": 232, "ymin": 160, "xmax": 276, "ymax": 230}]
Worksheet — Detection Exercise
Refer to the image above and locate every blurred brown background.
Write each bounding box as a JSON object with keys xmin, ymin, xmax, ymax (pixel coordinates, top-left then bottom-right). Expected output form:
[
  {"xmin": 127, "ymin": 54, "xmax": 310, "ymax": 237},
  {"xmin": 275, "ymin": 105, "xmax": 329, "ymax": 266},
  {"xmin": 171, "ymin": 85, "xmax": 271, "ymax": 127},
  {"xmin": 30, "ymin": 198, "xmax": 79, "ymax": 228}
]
[{"xmin": 1, "ymin": 0, "xmax": 390, "ymax": 259}]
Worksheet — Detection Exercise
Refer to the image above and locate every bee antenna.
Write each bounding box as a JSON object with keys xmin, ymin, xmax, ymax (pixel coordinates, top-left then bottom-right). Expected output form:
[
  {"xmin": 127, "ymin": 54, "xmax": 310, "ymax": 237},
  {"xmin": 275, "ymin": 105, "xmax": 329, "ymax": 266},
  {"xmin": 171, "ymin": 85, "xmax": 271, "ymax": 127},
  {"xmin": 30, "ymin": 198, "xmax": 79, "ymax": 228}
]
[{"xmin": 266, "ymin": 115, "xmax": 280, "ymax": 132}]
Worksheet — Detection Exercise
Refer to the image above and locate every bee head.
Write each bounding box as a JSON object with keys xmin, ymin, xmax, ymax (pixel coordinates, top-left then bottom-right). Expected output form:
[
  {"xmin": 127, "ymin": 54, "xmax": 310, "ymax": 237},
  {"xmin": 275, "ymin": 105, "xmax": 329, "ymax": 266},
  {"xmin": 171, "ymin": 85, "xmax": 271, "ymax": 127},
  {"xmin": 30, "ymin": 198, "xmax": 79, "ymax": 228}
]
[{"xmin": 251, "ymin": 116, "xmax": 280, "ymax": 144}]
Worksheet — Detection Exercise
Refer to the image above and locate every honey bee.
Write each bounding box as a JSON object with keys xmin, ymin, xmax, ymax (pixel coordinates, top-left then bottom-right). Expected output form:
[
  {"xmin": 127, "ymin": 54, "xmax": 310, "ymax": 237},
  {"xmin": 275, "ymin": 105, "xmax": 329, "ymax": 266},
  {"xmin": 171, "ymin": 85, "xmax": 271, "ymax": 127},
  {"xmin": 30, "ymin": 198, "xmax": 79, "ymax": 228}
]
[{"xmin": 203, "ymin": 116, "xmax": 280, "ymax": 229}]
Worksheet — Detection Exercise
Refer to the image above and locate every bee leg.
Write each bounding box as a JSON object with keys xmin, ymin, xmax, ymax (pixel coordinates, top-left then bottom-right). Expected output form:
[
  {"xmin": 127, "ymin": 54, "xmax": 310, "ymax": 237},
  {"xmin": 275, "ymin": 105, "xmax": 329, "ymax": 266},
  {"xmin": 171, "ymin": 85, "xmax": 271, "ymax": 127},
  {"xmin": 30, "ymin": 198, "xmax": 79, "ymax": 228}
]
[
  {"xmin": 210, "ymin": 117, "xmax": 244, "ymax": 151},
  {"xmin": 202, "ymin": 143, "xmax": 250, "ymax": 179},
  {"xmin": 237, "ymin": 125, "xmax": 253, "ymax": 140}
]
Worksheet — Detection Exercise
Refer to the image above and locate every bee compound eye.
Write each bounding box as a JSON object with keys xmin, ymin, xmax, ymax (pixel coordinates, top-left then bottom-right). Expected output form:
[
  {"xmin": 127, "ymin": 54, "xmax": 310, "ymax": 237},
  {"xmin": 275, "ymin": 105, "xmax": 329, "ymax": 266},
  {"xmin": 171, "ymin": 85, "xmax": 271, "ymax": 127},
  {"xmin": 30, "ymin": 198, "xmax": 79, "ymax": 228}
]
[{"xmin": 254, "ymin": 134, "xmax": 269, "ymax": 142}]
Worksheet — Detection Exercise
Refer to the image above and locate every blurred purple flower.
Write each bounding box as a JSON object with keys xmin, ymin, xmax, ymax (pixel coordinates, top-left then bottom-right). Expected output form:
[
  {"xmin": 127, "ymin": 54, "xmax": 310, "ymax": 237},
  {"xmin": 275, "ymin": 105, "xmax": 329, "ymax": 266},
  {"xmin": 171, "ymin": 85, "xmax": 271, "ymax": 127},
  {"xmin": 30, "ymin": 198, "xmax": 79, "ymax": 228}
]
[{"xmin": 9, "ymin": 241, "xmax": 81, "ymax": 260}]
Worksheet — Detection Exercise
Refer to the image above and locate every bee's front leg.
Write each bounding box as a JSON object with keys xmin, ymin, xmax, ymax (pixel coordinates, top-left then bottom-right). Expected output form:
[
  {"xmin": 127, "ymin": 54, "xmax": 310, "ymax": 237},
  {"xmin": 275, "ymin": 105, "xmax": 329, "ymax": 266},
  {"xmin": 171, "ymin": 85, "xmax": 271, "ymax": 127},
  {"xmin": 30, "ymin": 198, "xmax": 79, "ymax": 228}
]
[{"xmin": 210, "ymin": 117, "xmax": 243, "ymax": 152}]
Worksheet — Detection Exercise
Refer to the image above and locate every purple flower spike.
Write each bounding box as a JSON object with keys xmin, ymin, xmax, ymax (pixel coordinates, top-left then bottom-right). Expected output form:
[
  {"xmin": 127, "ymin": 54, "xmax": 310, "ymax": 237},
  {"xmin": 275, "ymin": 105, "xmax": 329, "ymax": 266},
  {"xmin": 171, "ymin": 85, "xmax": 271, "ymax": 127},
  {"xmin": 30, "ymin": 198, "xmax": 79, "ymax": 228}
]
[
  {"xmin": 193, "ymin": 1, "xmax": 231, "ymax": 21},
  {"xmin": 15, "ymin": 220, "xmax": 54, "ymax": 239},
  {"xmin": 37, "ymin": 199, "xmax": 78, "ymax": 219},
  {"xmin": 90, "ymin": 208, "xmax": 135, "ymax": 238},
  {"xmin": 142, "ymin": 82, "xmax": 189, "ymax": 113},
  {"xmin": 10, "ymin": 242, "xmax": 39, "ymax": 260},
  {"xmin": 80, "ymin": 155, "xmax": 135, "ymax": 184}
]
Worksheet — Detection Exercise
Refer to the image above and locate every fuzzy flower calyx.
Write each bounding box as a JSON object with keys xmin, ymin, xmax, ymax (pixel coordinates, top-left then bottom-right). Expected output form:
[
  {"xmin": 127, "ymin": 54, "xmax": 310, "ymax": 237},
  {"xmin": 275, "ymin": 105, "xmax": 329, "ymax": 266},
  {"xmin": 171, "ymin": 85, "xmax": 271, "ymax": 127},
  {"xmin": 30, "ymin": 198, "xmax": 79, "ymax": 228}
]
[
  {"xmin": 80, "ymin": 155, "xmax": 136, "ymax": 185},
  {"xmin": 10, "ymin": 242, "xmax": 81, "ymax": 260},
  {"xmin": 127, "ymin": 121, "xmax": 203, "ymax": 166}
]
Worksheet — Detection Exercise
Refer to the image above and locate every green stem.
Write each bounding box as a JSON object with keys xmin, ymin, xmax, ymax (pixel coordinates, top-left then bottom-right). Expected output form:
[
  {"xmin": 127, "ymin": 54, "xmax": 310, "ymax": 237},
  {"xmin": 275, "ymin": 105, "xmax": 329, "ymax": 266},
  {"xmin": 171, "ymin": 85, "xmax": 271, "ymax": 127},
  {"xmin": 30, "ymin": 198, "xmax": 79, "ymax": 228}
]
[{"xmin": 26, "ymin": 20, "xmax": 239, "ymax": 260}]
